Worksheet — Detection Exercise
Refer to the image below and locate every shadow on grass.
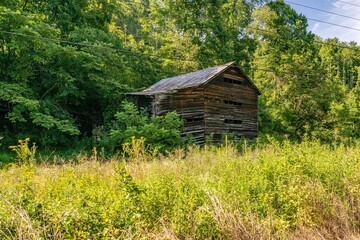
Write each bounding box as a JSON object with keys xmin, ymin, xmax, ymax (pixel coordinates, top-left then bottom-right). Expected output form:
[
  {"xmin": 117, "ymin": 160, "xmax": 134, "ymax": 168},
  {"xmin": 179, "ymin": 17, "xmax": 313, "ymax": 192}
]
[{"xmin": 0, "ymin": 151, "xmax": 16, "ymax": 169}]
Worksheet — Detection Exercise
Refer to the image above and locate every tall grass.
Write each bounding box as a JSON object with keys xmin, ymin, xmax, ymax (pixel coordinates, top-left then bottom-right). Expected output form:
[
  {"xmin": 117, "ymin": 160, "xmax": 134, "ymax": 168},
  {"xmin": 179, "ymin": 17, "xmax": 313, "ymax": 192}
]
[{"xmin": 0, "ymin": 140, "xmax": 359, "ymax": 239}]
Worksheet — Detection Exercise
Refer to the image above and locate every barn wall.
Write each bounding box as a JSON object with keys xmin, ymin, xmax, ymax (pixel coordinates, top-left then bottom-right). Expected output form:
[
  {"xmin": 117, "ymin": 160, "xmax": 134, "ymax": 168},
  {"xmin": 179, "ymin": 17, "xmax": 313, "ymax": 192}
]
[
  {"xmin": 204, "ymin": 67, "xmax": 258, "ymax": 142},
  {"xmin": 153, "ymin": 87, "xmax": 205, "ymax": 144}
]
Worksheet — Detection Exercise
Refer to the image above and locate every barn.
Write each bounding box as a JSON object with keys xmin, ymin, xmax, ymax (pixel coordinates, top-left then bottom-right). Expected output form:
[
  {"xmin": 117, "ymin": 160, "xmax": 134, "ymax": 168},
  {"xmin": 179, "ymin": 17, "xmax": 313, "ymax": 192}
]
[{"xmin": 129, "ymin": 61, "xmax": 261, "ymax": 144}]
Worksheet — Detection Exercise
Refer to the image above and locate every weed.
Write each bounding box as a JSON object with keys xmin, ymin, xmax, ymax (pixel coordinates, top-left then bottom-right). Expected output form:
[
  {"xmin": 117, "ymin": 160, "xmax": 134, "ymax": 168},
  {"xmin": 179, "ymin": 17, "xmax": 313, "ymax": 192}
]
[
  {"xmin": 8, "ymin": 138, "xmax": 37, "ymax": 166},
  {"xmin": 0, "ymin": 140, "xmax": 359, "ymax": 239}
]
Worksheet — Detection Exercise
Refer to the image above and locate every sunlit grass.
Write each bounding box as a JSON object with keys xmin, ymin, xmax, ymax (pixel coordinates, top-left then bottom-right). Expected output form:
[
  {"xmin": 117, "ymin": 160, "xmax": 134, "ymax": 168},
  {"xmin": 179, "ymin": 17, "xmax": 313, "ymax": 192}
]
[{"xmin": 0, "ymin": 140, "xmax": 359, "ymax": 239}]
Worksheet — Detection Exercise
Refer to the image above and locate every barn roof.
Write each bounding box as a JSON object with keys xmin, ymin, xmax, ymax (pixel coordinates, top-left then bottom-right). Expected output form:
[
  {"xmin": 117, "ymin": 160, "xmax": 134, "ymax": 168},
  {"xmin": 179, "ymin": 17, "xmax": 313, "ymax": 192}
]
[{"xmin": 129, "ymin": 61, "xmax": 261, "ymax": 95}]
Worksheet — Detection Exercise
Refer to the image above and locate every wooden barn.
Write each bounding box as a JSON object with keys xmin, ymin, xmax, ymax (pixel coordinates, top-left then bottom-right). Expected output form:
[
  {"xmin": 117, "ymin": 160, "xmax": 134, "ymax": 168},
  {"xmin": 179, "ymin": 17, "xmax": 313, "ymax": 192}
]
[{"xmin": 129, "ymin": 62, "xmax": 261, "ymax": 144}]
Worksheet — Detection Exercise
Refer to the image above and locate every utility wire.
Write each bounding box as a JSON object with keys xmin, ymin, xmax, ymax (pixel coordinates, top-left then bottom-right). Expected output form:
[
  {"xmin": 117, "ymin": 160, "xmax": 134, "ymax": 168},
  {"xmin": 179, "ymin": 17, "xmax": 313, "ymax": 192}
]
[
  {"xmin": 1, "ymin": 3, "xmax": 359, "ymax": 51},
  {"xmin": 267, "ymin": 1, "xmax": 360, "ymax": 35},
  {"xmin": 334, "ymin": 0, "xmax": 360, "ymax": 8},
  {"xmin": 285, "ymin": 1, "xmax": 360, "ymax": 22},
  {"xmin": 0, "ymin": 30, "xmax": 195, "ymax": 62},
  {"xmin": 226, "ymin": 64, "xmax": 327, "ymax": 80},
  {"xmin": 246, "ymin": 26, "xmax": 360, "ymax": 52},
  {"xmin": 0, "ymin": 29, "xmax": 353, "ymax": 80},
  {"xmin": 2, "ymin": 25, "xmax": 359, "ymax": 59},
  {"xmin": 307, "ymin": 17, "xmax": 360, "ymax": 32},
  {"xmin": 268, "ymin": 1, "xmax": 360, "ymax": 33}
]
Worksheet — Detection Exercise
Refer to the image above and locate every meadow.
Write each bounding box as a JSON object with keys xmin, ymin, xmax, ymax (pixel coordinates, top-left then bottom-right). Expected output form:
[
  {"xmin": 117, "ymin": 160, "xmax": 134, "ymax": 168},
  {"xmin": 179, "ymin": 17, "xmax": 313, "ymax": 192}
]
[{"xmin": 0, "ymin": 138, "xmax": 359, "ymax": 239}]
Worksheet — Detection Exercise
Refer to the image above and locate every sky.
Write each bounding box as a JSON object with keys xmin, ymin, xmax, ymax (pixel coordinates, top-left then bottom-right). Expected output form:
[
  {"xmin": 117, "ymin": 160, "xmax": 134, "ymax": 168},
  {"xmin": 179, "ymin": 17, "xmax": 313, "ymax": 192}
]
[{"xmin": 287, "ymin": 0, "xmax": 360, "ymax": 43}]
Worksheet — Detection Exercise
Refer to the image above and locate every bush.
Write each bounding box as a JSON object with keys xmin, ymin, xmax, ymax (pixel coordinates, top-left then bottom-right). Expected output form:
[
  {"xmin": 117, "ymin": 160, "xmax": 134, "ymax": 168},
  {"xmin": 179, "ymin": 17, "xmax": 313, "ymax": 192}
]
[{"xmin": 109, "ymin": 101, "xmax": 184, "ymax": 153}]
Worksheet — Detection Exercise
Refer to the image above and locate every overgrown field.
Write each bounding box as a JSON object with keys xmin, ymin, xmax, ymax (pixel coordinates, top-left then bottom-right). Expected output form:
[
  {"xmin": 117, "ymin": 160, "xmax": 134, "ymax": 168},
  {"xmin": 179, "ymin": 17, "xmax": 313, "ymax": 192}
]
[{"xmin": 1, "ymin": 140, "xmax": 360, "ymax": 239}]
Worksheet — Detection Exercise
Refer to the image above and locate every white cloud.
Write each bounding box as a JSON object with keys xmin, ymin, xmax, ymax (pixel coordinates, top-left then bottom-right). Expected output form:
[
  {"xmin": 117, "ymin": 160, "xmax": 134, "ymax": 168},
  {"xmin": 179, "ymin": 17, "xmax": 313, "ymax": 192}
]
[{"xmin": 311, "ymin": 22, "xmax": 320, "ymax": 33}]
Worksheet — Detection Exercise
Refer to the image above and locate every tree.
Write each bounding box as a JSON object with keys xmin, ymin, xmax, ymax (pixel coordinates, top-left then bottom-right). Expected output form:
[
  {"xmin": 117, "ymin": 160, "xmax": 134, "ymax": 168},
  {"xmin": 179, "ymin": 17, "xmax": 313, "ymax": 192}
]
[
  {"xmin": 0, "ymin": 4, "xmax": 81, "ymax": 144},
  {"xmin": 0, "ymin": 1, "xmax": 164, "ymax": 146},
  {"xmin": 249, "ymin": 0, "xmax": 330, "ymax": 137}
]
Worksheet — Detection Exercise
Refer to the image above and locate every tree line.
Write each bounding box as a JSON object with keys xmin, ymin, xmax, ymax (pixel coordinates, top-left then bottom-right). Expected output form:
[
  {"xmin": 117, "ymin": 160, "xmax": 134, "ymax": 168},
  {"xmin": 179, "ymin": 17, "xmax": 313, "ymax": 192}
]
[{"xmin": 0, "ymin": 0, "xmax": 359, "ymax": 149}]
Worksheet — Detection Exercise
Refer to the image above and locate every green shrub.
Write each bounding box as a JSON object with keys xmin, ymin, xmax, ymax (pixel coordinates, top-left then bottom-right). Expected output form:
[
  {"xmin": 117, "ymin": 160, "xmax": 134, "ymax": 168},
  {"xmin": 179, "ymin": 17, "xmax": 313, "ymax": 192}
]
[{"xmin": 110, "ymin": 101, "xmax": 184, "ymax": 153}]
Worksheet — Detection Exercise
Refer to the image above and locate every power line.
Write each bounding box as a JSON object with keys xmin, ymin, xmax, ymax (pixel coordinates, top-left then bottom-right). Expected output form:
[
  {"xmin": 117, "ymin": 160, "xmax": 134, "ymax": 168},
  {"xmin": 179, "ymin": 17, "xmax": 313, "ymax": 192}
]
[
  {"xmin": 334, "ymin": 0, "xmax": 360, "ymax": 8},
  {"xmin": 243, "ymin": 66, "xmax": 327, "ymax": 80},
  {"xmin": 0, "ymin": 30, "xmax": 195, "ymax": 62},
  {"xmin": 246, "ymin": 26, "xmax": 360, "ymax": 52},
  {"xmin": 307, "ymin": 17, "xmax": 360, "ymax": 32},
  {"xmin": 0, "ymin": 4, "xmax": 358, "ymax": 57},
  {"xmin": 285, "ymin": 1, "xmax": 360, "ymax": 22},
  {"xmin": 0, "ymin": 29, "xmax": 353, "ymax": 80},
  {"xmin": 270, "ymin": 1, "xmax": 360, "ymax": 33},
  {"xmin": 2, "ymin": 25, "xmax": 359, "ymax": 60},
  {"xmin": 268, "ymin": 0, "xmax": 360, "ymax": 39}
]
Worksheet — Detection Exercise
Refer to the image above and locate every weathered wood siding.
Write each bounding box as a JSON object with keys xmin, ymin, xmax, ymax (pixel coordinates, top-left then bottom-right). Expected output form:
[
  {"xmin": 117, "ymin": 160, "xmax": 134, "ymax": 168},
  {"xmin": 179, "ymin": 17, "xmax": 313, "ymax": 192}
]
[
  {"xmin": 145, "ymin": 66, "xmax": 259, "ymax": 144},
  {"xmin": 204, "ymin": 67, "xmax": 258, "ymax": 142},
  {"xmin": 152, "ymin": 87, "xmax": 205, "ymax": 144}
]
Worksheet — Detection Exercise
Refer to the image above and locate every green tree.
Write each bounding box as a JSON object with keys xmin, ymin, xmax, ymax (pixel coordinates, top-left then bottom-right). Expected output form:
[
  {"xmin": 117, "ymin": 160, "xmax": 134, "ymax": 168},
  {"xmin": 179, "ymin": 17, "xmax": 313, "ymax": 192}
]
[
  {"xmin": 0, "ymin": 5, "xmax": 81, "ymax": 144},
  {"xmin": 249, "ymin": 1, "xmax": 330, "ymax": 137},
  {"xmin": 0, "ymin": 1, "xmax": 165, "ymax": 147},
  {"xmin": 142, "ymin": 0, "xmax": 266, "ymax": 70}
]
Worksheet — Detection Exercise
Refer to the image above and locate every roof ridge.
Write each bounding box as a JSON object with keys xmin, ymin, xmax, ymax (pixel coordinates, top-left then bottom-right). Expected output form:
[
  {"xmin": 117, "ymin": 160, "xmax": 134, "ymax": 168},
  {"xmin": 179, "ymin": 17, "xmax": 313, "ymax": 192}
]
[
  {"xmin": 163, "ymin": 61, "xmax": 234, "ymax": 79},
  {"xmin": 128, "ymin": 61, "xmax": 260, "ymax": 96}
]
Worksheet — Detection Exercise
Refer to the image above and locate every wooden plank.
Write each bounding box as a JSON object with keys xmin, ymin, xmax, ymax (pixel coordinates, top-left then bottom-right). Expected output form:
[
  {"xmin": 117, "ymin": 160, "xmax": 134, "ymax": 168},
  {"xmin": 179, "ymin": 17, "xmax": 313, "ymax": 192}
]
[
  {"xmin": 203, "ymin": 75, "xmax": 258, "ymax": 140},
  {"xmin": 149, "ymin": 70, "xmax": 259, "ymax": 143}
]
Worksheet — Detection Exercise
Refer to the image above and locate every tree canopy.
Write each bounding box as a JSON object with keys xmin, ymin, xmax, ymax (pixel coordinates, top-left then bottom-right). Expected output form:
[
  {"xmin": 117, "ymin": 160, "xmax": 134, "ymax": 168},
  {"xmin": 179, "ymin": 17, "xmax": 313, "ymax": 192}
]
[{"xmin": 0, "ymin": 0, "xmax": 359, "ymax": 148}]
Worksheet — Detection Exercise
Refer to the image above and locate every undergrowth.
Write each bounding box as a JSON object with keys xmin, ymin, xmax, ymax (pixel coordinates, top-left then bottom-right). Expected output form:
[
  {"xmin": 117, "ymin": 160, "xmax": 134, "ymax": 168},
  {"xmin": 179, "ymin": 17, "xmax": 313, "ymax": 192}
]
[{"xmin": 0, "ymin": 140, "xmax": 359, "ymax": 239}]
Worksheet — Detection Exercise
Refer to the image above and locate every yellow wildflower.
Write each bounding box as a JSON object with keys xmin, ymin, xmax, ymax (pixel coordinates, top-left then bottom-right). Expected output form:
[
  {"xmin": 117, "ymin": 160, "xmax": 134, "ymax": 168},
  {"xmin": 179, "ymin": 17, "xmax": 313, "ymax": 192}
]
[
  {"xmin": 18, "ymin": 139, "xmax": 23, "ymax": 143},
  {"xmin": 25, "ymin": 137, "xmax": 30, "ymax": 141},
  {"xmin": 8, "ymin": 146, "xmax": 17, "ymax": 149}
]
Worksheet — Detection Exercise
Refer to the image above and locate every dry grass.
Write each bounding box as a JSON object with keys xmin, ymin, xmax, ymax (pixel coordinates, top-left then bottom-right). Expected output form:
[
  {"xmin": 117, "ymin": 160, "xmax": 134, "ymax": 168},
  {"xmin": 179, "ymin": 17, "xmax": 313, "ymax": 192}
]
[{"xmin": 0, "ymin": 140, "xmax": 359, "ymax": 239}]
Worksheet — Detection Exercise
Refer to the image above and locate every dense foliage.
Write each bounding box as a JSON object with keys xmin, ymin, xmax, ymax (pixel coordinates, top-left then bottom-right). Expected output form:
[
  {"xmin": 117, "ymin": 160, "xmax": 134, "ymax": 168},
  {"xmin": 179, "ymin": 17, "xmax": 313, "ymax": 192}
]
[
  {"xmin": 0, "ymin": 140, "xmax": 359, "ymax": 239},
  {"xmin": 109, "ymin": 101, "xmax": 184, "ymax": 152},
  {"xmin": 0, "ymin": 0, "xmax": 359, "ymax": 149},
  {"xmin": 1, "ymin": 2, "xmax": 359, "ymax": 238},
  {"xmin": 249, "ymin": 2, "xmax": 359, "ymax": 140}
]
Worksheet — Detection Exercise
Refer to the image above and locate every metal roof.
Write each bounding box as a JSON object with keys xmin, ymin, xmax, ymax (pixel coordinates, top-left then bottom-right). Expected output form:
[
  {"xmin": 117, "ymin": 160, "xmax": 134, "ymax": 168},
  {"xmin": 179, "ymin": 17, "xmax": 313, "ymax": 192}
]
[{"xmin": 129, "ymin": 61, "xmax": 261, "ymax": 95}]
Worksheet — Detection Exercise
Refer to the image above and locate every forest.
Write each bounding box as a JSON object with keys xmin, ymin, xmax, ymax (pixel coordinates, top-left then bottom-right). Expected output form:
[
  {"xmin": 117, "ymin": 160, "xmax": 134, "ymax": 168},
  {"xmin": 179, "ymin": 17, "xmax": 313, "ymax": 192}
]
[
  {"xmin": 0, "ymin": 0, "xmax": 359, "ymax": 150},
  {"xmin": 0, "ymin": 0, "xmax": 360, "ymax": 239}
]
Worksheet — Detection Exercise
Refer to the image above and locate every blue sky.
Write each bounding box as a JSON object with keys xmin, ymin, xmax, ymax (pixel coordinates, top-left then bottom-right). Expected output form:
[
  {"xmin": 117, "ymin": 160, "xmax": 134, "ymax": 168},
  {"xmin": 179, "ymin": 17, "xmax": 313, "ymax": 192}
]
[{"xmin": 287, "ymin": 0, "xmax": 360, "ymax": 43}]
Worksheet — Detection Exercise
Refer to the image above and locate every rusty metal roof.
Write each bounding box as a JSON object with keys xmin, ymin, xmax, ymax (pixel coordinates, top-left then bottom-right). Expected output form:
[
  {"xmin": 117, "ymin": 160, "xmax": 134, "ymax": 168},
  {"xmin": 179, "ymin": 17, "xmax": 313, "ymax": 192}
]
[{"xmin": 129, "ymin": 61, "xmax": 260, "ymax": 95}]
